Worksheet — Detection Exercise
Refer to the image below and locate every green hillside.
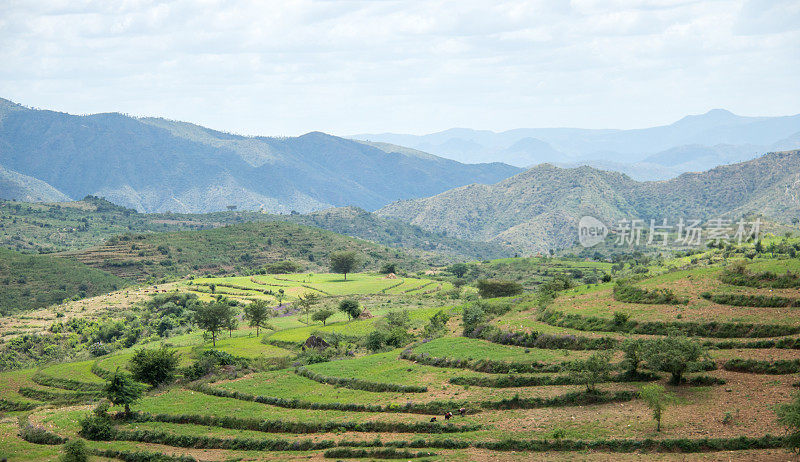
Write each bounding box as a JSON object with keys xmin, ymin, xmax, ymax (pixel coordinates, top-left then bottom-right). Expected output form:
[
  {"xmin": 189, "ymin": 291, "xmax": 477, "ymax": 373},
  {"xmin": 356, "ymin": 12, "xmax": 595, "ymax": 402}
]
[
  {"xmin": 0, "ymin": 248, "xmax": 126, "ymax": 315},
  {"xmin": 60, "ymin": 221, "xmax": 426, "ymax": 281},
  {"xmin": 378, "ymin": 150, "xmax": 800, "ymax": 253}
]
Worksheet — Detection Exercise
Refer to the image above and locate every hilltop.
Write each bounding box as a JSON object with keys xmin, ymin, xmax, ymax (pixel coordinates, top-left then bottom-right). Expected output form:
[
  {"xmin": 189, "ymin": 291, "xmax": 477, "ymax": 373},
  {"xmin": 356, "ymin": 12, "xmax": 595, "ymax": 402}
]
[{"xmin": 377, "ymin": 150, "xmax": 800, "ymax": 253}]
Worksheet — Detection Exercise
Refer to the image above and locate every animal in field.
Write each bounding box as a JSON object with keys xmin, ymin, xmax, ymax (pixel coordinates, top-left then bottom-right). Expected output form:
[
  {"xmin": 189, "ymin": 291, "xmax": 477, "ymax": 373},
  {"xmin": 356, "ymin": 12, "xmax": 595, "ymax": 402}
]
[
  {"xmin": 444, "ymin": 411, "xmax": 453, "ymax": 420},
  {"xmin": 430, "ymin": 417, "xmax": 437, "ymax": 422}
]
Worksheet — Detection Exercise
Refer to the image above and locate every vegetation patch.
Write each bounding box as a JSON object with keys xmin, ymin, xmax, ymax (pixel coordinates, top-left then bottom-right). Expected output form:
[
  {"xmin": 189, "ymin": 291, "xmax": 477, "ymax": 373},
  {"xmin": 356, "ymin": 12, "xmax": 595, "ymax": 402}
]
[
  {"xmin": 295, "ymin": 366, "xmax": 427, "ymax": 393},
  {"xmin": 720, "ymin": 265, "xmax": 800, "ymax": 289},
  {"xmin": 701, "ymin": 292, "xmax": 800, "ymax": 308},
  {"xmin": 723, "ymin": 358, "xmax": 800, "ymax": 375},
  {"xmin": 613, "ymin": 283, "xmax": 688, "ymax": 305},
  {"xmin": 323, "ymin": 448, "xmax": 436, "ymax": 459}
]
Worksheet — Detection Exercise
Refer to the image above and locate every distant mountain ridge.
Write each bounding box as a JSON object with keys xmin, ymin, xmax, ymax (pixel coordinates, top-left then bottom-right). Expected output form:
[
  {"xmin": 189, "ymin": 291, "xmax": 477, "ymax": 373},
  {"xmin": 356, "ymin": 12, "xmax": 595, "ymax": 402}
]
[
  {"xmin": 352, "ymin": 109, "xmax": 800, "ymax": 180},
  {"xmin": 376, "ymin": 150, "xmax": 800, "ymax": 254},
  {"xmin": 0, "ymin": 98, "xmax": 521, "ymax": 213}
]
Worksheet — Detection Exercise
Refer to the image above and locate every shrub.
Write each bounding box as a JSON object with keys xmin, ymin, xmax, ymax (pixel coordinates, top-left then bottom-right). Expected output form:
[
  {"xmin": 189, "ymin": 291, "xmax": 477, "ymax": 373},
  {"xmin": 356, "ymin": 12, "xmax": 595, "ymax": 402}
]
[
  {"xmin": 324, "ymin": 448, "xmax": 436, "ymax": 459},
  {"xmin": 128, "ymin": 346, "xmax": 180, "ymax": 387},
  {"xmin": 476, "ymin": 279, "xmax": 523, "ymax": 298},
  {"xmin": 60, "ymin": 439, "xmax": 89, "ymax": 462},
  {"xmin": 720, "ymin": 266, "xmax": 800, "ymax": 289},
  {"xmin": 613, "ymin": 283, "xmax": 688, "ymax": 305},
  {"xmin": 701, "ymin": 292, "xmax": 800, "ymax": 308},
  {"xmin": 78, "ymin": 414, "xmax": 115, "ymax": 440},
  {"xmin": 563, "ymin": 351, "xmax": 614, "ymax": 392},
  {"xmin": 724, "ymin": 358, "xmax": 800, "ymax": 375},
  {"xmin": 18, "ymin": 421, "xmax": 66, "ymax": 445}
]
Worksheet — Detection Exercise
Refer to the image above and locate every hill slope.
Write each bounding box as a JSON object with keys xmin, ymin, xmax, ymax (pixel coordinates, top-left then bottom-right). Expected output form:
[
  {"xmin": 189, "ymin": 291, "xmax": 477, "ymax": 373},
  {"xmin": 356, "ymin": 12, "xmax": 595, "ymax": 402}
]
[
  {"xmin": 0, "ymin": 98, "xmax": 520, "ymax": 213},
  {"xmin": 59, "ymin": 221, "xmax": 429, "ymax": 281},
  {"xmin": 377, "ymin": 150, "xmax": 800, "ymax": 253},
  {"xmin": 0, "ymin": 164, "xmax": 70, "ymax": 202},
  {"xmin": 0, "ymin": 247, "xmax": 126, "ymax": 315}
]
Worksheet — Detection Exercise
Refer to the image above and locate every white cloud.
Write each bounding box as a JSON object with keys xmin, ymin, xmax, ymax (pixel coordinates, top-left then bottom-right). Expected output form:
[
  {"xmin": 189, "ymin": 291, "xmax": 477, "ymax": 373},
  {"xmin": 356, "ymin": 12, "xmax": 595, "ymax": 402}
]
[{"xmin": 0, "ymin": 0, "xmax": 797, "ymax": 135}]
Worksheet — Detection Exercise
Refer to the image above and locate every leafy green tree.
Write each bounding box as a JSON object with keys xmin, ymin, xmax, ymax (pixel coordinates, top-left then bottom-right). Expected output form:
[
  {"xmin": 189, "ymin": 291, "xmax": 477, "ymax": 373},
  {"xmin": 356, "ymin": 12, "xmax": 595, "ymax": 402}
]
[
  {"xmin": 380, "ymin": 262, "xmax": 398, "ymax": 274},
  {"xmin": 295, "ymin": 293, "xmax": 320, "ymax": 324},
  {"xmin": 338, "ymin": 299, "xmax": 361, "ymax": 321},
  {"xmin": 104, "ymin": 370, "xmax": 143, "ymax": 416},
  {"xmin": 462, "ymin": 303, "xmax": 486, "ymax": 336},
  {"xmin": 384, "ymin": 309, "xmax": 412, "ymax": 330},
  {"xmin": 276, "ymin": 288, "xmax": 285, "ymax": 305},
  {"xmin": 60, "ymin": 438, "xmax": 89, "ymax": 462},
  {"xmin": 642, "ymin": 336, "xmax": 706, "ymax": 384},
  {"xmin": 476, "ymin": 279, "xmax": 523, "ymax": 298},
  {"xmin": 639, "ymin": 383, "xmax": 676, "ymax": 432},
  {"xmin": 448, "ymin": 263, "xmax": 469, "ymax": 278},
  {"xmin": 564, "ymin": 351, "xmax": 614, "ymax": 392},
  {"xmin": 329, "ymin": 251, "xmax": 363, "ymax": 280},
  {"xmin": 423, "ymin": 310, "xmax": 450, "ymax": 338},
  {"xmin": 128, "ymin": 346, "xmax": 180, "ymax": 387},
  {"xmin": 312, "ymin": 308, "xmax": 335, "ymax": 326},
  {"xmin": 194, "ymin": 300, "xmax": 232, "ymax": 347},
  {"xmin": 776, "ymin": 391, "xmax": 800, "ymax": 453},
  {"xmin": 620, "ymin": 338, "xmax": 646, "ymax": 377},
  {"xmin": 243, "ymin": 300, "xmax": 273, "ymax": 336}
]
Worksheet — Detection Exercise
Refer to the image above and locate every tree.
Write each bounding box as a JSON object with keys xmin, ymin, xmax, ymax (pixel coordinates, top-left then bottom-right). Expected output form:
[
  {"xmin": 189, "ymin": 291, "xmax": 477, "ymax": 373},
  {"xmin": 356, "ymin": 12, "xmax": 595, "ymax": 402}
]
[
  {"xmin": 776, "ymin": 391, "xmax": 800, "ymax": 453},
  {"xmin": 476, "ymin": 279, "xmax": 523, "ymax": 298},
  {"xmin": 226, "ymin": 305, "xmax": 239, "ymax": 337},
  {"xmin": 194, "ymin": 300, "xmax": 232, "ymax": 347},
  {"xmin": 127, "ymin": 346, "xmax": 180, "ymax": 387},
  {"xmin": 244, "ymin": 300, "xmax": 273, "ymax": 336},
  {"xmin": 620, "ymin": 338, "xmax": 646, "ymax": 377},
  {"xmin": 423, "ymin": 309, "xmax": 451, "ymax": 339},
  {"xmin": 276, "ymin": 289, "xmax": 285, "ymax": 305},
  {"xmin": 639, "ymin": 383, "xmax": 676, "ymax": 432},
  {"xmin": 642, "ymin": 336, "xmax": 706, "ymax": 384},
  {"xmin": 564, "ymin": 351, "xmax": 614, "ymax": 392},
  {"xmin": 295, "ymin": 293, "xmax": 320, "ymax": 324},
  {"xmin": 329, "ymin": 251, "xmax": 363, "ymax": 280},
  {"xmin": 104, "ymin": 370, "xmax": 143, "ymax": 416},
  {"xmin": 312, "ymin": 308, "xmax": 335, "ymax": 326},
  {"xmin": 380, "ymin": 262, "xmax": 398, "ymax": 274},
  {"xmin": 448, "ymin": 263, "xmax": 469, "ymax": 278},
  {"xmin": 338, "ymin": 299, "xmax": 361, "ymax": 321}
]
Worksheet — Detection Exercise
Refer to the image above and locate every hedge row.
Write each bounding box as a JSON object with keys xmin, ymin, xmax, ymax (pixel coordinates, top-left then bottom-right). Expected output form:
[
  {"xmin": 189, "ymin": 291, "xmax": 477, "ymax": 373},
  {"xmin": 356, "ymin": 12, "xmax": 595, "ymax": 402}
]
[
  {"xmin": 129, "ymin": 411, "xmax": 480, "ymax": 434},
  {"xmin": 32, "ymin": 372, "xmax": 105, "ymax": 392},
  {"xmin": 323, "ymin": 448, "xmax": 436, "ymax": 459},
  {"xmin": 92, "ymin": 449, "xmax": 197, "ymax": 462},
  {"xmin": 613, "ymin": 284, "xmax": 688, "ymax": 305},
  {"xmin": 400, "ymin": 349, "xmax": 566, "ymax": 374},
  {"xmin": 449, "ymin": 372, "xmax": 659, "ymax": 388},
  {"xmin": 720, "ymin": 268, "xmax": 800, "ymax": 289},
  {"xmin": 17, "ymin": 422, "xmax": 67, "ymax": 445},
  {"xmin": 188, "ymin": 382, "xmax": 466, "ymax": 415},
  {"xmin": 295, "ymin": 366, "xmax": 427, "ymax": 393},
  {"xmin": 723, "ymin": 358, "xmax": 800, "ymax": 374},
  {"xmin": 684, "ymin": 375, "xmax": 727, "ymax": 386},
  {"xmin": 712, "ymin": 338, "xmax": 800, "ymax": 350},
  {"xmin": 701, "ymin": 292, "xmax": 800, "ymax": 308},
  {"xmin": 540, "ymin": 308, "xmax": 800, "ymax": 338},
  {"xmin": 474, "ymin": 434, "xmax": 784, "ymax": 453},
  {"xmin": 101, "ymin": 428, "xmax": 337, "ymax": 451},
  {"xmin": 480, "ymin": 390, "xmax": 637, "ymax": 410},
  {"xmin": 467, "ymin": 323, "xmax": 619, "ymax": 351},
  {"xmin": 0, "ymin": 397, "xmax": 38, "ymax": 412},
  {"xmin": 18, "ymin": 386, "xmax": 101, "ymax": 404}
]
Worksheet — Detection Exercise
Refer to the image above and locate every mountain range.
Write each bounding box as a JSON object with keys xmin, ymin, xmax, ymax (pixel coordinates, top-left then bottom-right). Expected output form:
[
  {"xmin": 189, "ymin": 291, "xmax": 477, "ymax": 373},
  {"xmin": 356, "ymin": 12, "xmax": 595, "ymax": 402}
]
[
  {"xmin": 353, "ymin": 109, "xmax": 800, "ymax": 180},
  {"xmin": 0, "ymin": 98, "xmax": 520, "ymax": 213},
  {"xmin": 377, "ymin": 150, "xmax": 800, "ymax": 254}
]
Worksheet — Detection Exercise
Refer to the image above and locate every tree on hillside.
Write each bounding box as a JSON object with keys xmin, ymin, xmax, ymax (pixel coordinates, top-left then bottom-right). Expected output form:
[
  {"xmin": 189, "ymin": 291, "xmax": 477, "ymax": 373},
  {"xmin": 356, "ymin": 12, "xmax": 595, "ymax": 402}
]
[
  {"xmin": 128, "ymin": 346, "xmax": 180, "ymax": 387},
  {"xmin": 476, "ymin": 279, "xmax": 523, "ymax": 298},
  {"xmin": 642, "ymin": 336, "xmax": 706, "ymax": 384},
  {"xmin": 329, "ymin": 251, "xmax": 363, "ymax": 280},
  {"xmin": 244, "ymin": 300, "xmax": 273, "ymax": 336},
  {"xmin": 564, "ymin": 351, "xmax": 614, "ymax": 392},
  {"xmin": 448, "ymin": 263, "xmax": 469, "ymax": 278},
  {"xmin": 338, "ymin": 299, "xmax": 361, "ymax": 321},
  {"xmin": 295, "ymin": 293, "xmax": 320, "ymax": 324},
  {"xmin": 104, "ymin": 370, "xmax": 143, "ymax": 416},
  {"xmin": 640, "ymin": 384, "xmax": 676, "ymax": 432},
  {"xmin": 380, "ymin": 262, "xmax": 398, "ymax": 274},
  {"xmin": 194, "ymin": 300, "xmax": 232, "ymax": 347},
  {"xmin": 312, "ymin": 308, "xmax": 335, "ymax": 326},
  {"xmin": 276, "ymin": 289, "xmax": 285, "ymax": 305}
]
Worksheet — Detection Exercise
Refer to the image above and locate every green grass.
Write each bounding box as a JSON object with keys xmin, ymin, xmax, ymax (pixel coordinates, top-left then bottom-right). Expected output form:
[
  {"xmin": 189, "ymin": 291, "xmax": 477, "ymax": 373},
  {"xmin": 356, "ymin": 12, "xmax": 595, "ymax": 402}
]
[
  {"xmin": 410, "ymin": 338, "xmax": 590, "ymax": 364},
  {"xmin": 39, "ymin": 359, "xmax": 106, "ymax": 384}
]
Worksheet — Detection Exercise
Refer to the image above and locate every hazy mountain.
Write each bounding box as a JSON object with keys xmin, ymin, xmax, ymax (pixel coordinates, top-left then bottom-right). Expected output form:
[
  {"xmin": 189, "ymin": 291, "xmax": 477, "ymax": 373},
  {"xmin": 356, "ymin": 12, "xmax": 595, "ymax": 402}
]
[
  {"xmin": 377, "ymin": 150, "xmax": 800, "ymax": 254},
  {"xmin": 353, "ymin": 109, "xmax": 800, "ymax": 179},
  {"xmin": 0, "ymin": 164, "xmax": 70, "ymax": 202},
  {"xmin": 0, "ymin": 98, "xmax": 520, "ymax": 213}
]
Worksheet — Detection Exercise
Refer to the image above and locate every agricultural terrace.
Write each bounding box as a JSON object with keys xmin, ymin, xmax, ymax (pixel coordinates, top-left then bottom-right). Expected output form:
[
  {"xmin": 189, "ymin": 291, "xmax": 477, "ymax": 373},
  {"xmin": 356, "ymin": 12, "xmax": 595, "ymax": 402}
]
[{"xmin": 3, "ymin": 257, "xmax": 800, "ymax": 461}]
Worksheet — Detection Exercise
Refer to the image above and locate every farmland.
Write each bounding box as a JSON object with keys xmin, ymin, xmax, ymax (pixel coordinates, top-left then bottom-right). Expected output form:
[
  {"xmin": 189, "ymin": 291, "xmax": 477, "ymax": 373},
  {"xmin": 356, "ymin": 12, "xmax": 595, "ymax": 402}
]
[{"xmin": 2, "ymin": 247, "xmax": 800, "ymax": 461}]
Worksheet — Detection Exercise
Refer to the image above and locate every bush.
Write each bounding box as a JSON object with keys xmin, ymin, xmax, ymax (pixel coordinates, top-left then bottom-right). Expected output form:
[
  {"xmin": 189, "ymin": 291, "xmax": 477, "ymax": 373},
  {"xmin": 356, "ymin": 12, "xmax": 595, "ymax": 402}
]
[
  {"xmin": 18, "ymin": 421, "xmax": 66, "ymax": 445},
  {"xmin": 724, "ymin": 358, "xmax": 800, "ymax": 375},
  {"xmin": 613, "ymin": 283, "xmax": 688, "ymax": 305},
  {"xmin": 60, "ymin": 439, "xmax": 89, "ymax": 462},
  {"xmin": 701, "ymin": 292, "xmax": 800, "ymax": 308},
  {"xmin": 78, "ymin": 414, "xmax": 115, "ymax": 440},
  {"xmin": 720, "ymin": 266, "xmax": 800, "ymax": 289},
  {"xmin": 563, "ymin": 351, "xmax": 614, "ymax": 392},
  {"xmin": 324, "ymin": 448, "xmax": 436, "ymax": 459},
  {"xmin": 128, "ymin": 346, "xmax": 180, "ymax": 387},
  {"xmin": 476, "ymin": 279, "xmax": 523, "ymax": 298}
]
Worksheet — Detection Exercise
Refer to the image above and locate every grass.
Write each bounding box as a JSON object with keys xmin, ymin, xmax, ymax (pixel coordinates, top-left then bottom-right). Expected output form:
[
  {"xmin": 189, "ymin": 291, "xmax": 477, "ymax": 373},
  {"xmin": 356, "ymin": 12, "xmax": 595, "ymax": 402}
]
[{"xmin": 410, "ymin": 338, "xmax": 591, "ymax": 364}]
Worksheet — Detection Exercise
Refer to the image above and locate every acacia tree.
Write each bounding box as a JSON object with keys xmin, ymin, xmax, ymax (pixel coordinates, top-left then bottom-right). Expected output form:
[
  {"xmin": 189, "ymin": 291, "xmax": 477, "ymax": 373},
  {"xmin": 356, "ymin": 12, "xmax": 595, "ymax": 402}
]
[
  {"xmin": 640, "ymin": 383, "xmax": 676, "ymax": 432},
  {"xmin": 564, "ymin": 351, "xmax": 614, "ymax": 392},
  {"xmin": 642, "ymin": 336, "xmax": 706, "ymax": 384},
  {"xmin": 338, "ymin": 299, "xmax": 361, "ymax": 321},
  {"xmin": 312, "ymin": 308, "xmax": 335, "ymax": 326},
  {"xmin": 329, "ymin": 251, "xmax": 363, "ymax": 281},
  {"xmin": 295, "ymin": 293, "xmax": 320, "ymax": 324},
  {"xmin": 104, "ymin": 370, "xmax": 143, "ymax": 416},
  {"xmin": 244, "ymin": 300, "xmax": 273, "ymax": 336},
  {"xmin": 194, "ymin": 300, "xmax": 232, "ymax": 347}
]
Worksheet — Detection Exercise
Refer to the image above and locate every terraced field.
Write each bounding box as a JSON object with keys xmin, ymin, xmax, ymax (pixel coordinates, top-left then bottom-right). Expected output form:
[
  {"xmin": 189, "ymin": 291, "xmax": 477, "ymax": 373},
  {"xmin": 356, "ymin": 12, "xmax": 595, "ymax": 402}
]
[{"xmin": 3, "ymin": 258, "xmax": 800, "ymax": 461}]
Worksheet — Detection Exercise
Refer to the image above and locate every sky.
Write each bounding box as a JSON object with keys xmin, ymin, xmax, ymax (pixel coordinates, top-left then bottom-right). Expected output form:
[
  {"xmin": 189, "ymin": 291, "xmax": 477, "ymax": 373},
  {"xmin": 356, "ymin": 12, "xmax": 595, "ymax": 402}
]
[{"xmin": 0, "ymin": 0, "xmax": 798, "ymax": 136}]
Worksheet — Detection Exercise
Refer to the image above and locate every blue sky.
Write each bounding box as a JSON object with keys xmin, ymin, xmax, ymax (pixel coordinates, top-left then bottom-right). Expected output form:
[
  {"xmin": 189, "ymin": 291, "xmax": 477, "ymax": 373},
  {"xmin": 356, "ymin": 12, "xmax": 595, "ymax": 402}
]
[{"xmin": 0, "ymin": 0, "xmax": 798, "ymax": 136}]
